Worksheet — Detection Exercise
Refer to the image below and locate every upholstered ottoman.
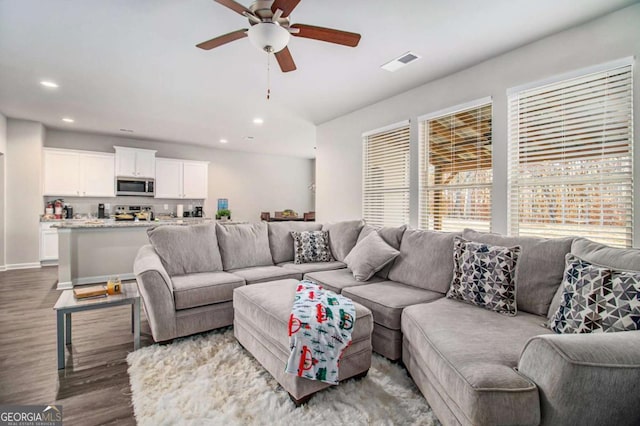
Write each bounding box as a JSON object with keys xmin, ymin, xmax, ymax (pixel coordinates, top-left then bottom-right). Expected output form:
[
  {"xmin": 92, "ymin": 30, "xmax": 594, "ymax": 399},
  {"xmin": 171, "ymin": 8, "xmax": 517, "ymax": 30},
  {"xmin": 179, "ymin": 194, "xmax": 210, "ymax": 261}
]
[{"xmin": 233, "ymin": 279, "xmax": 373, "ymax": 405}]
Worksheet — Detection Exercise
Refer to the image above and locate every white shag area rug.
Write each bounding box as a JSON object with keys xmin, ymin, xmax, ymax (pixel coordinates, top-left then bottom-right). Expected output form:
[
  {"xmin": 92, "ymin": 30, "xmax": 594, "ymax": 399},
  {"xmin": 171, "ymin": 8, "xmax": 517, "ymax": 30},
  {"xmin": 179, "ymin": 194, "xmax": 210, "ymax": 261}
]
[{"xmin": 127, "ymin": 327, "xmax": 440, "ymax": 426}]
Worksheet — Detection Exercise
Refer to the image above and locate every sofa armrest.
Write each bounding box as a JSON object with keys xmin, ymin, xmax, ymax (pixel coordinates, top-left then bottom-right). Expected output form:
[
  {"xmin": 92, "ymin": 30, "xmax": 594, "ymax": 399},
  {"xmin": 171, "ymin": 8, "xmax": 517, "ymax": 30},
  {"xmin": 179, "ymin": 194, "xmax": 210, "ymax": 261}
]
[
  {"xmin": 134, "ymin": 245, "xmax": 173, "ymax": 293},
  {"xmin": 518, "ymin": 331, "xmax": 640, "ymax": 426},
  {"xmin": 134, "ymin": 245, "xmax": 177, "ymax": 341}
]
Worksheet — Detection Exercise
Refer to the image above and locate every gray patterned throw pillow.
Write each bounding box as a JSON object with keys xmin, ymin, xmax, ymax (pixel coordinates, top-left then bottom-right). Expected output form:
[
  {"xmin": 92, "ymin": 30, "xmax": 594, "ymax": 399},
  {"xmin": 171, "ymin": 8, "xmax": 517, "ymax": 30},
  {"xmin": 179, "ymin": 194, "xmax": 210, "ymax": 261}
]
[
  {"xmin": 548, "ymin": 254, "xmax": 640, "ymax": 334},
  {"xmin": 291, "ymin": 230, "xmax": 333, "ymax": 264},
  {"xmin": 447, "ymin": 237, "xmax": 520, "ymax": 316}
]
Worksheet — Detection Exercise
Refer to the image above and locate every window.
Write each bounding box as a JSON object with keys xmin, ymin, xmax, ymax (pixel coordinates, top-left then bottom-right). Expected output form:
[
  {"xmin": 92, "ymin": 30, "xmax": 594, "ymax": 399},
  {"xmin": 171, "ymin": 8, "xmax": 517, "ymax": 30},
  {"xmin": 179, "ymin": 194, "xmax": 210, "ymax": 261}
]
[
  {"xmin": 419, "ymin": 100, "xmax": 493, "ymax": 232},
  {"xmin": 362, "ymin": 121, "xmax": 410, "ymax": 226},
  {"xmin": 508, "ymin": 62, "xmax": 633, "ymax": 247}
]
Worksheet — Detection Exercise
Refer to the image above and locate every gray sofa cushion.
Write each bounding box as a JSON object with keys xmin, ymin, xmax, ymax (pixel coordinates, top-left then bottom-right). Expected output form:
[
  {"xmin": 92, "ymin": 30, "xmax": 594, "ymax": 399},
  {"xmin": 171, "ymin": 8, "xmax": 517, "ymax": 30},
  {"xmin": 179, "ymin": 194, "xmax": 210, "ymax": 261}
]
[
  {"xmin": 216, "ymin": 222, "xmax": 273, "ymax": 270},
  {"xmin": 344, "ymin": 231, "xmax": 400, "ymax": 281},
  {"xmin": 171, "ymin": 271, "xmax": 245, "ymax": 310},
  {"xmin": 228, "ymin": 266, "xmax": 302, "ymax": 284},
  {"xmin": 280, "ymin": 261, "xmax": 346, "ymax": 275},
  {"xmin": 402, "ymin": 298, "xmax": 552, "ymax": 425},
  {"xmin": 571, "ymin": 238, "xmax": 640, "ymax": 270},
  {"xmin": 322, "ymin": 219, "xmax": 364, "ymax": 262},
  {"xmin": 147, "ymin": 223, "xmax": 223, "ymax": 277},
  {"xmin": 463, "ymin": 229, "xmax": 573, "ymax": 317},
  {"xmin": 357, "ymin": 224, "xmax": 407, "ymax": 278},
  {"xmin": 343, "ymin": 281, "xmax": 443, "ymax": 330},
  {"xmin": 304, "ymin": 269, "xmax": 383, "ymax": 294},
  {"xmin": 267, "ymin": 222, "xmax": 322, "ymax": 264},
  {"xmin": 387, "ymin": 228, "xmax": 459, "ymax": 293}
]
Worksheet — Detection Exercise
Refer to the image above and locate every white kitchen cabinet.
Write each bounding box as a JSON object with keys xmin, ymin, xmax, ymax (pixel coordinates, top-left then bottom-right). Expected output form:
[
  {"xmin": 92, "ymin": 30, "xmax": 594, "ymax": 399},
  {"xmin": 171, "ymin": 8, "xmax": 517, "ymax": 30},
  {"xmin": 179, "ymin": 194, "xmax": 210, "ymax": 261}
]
[
  {"xmin": 183, "ymin": 161, "xmax": 208, "ymax": 199},
  {"xmin": 155, "ymin": 158, "xmax": 208, "ymax": 199},
  {"xmin": 115, "ymin": 146, "xmax": 156, "ymax": 178},
  {"xmin": 155, "ymin": 158, "xmax": 183, "ymax": 198},
  {"xmin": 40, "ymin": 223, "xmax": 59, "ymax": 262},
  {"xmin": 43, "ymin": 149, "xmax": 81, "ymax": 196},
  {"xmin": 43, "ymin": 148, "xmax": 115, "ymax": 197},
  {"xmin": 83, "ymin": 152, "xmax": 116, "ymax": 196}
]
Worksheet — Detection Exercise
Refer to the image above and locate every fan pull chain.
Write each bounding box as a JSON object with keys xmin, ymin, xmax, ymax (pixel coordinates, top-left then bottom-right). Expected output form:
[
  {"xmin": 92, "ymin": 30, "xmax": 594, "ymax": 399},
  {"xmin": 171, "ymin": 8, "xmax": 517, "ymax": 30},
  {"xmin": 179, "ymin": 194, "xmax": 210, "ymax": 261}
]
[{"xmin": 267, "ymin": 53, "xmax": 271, "ymax": 100}]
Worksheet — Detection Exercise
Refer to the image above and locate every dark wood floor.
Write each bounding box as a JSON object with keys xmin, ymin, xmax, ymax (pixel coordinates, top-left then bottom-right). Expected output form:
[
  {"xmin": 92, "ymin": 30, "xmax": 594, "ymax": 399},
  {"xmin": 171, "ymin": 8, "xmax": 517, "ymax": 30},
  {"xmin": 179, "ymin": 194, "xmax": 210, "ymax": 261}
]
[{"xmin": 0, "ymin": 266, "xmax": 154, "ymax": 425}]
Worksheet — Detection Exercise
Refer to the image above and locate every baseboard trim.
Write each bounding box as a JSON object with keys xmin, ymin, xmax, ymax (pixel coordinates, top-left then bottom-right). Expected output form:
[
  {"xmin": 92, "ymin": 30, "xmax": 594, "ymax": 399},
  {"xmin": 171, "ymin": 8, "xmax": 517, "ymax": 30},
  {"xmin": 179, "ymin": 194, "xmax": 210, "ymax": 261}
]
[
  {"xmin": 57, "ymin": 281, "xmax": 73, "ymax": 290},
  {"xmin": 6, "ymin": 262, "xmax": 41, "ymax": 270},
  {"xmin": 73, "ymin": 273, "xmax": 136, "ymax": 286},
  {"xmin": 0, "ymin": 265, "xmax": 6, "ymax": 272},
  {"xmin": 41, "ymin": 260, "xmax": 59, "ymax": 267}
]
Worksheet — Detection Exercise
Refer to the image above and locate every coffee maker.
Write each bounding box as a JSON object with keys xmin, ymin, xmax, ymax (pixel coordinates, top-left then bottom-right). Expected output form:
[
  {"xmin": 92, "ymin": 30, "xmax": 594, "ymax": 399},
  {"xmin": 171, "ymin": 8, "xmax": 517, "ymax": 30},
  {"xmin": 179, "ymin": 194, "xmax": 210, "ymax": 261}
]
[{"xmin": 194, "ymin": 206, "xmax": 204, "ymax": 217}]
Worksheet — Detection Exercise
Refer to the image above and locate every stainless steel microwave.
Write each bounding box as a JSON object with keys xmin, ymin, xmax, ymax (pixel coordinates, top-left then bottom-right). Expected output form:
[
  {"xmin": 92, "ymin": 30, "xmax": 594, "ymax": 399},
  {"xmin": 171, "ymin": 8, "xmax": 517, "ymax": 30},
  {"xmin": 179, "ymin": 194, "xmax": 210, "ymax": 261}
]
[{"xmin": 116, "ymin": 177, "xmax": 155, "ymax": 197}]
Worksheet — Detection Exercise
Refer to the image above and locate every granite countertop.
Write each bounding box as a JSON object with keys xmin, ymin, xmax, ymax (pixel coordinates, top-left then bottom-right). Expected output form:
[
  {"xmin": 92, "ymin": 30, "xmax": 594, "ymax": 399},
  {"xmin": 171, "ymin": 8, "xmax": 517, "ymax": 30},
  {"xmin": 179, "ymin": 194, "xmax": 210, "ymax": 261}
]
[
  {"xmin": 51, "ymin": 218, "xmax": 215, "ymax": 229},
  {"xmin": 50, "ymin": 218, "xmax": 248, "ymax": 229}
]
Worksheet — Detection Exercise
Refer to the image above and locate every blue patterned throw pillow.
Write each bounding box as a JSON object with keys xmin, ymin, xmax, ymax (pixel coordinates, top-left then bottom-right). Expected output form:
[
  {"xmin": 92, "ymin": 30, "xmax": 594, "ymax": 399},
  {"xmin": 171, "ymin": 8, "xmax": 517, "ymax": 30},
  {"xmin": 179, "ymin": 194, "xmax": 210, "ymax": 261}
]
[
  {"xmin": 447, "ymin": 237, "xmax": 520, "ymax": 316},
  {"xmin": 291, "ymin": 230, "xmax": 333, "ymax": 264},
  {"xmin": 548, "ymin": 254, "xmax": 640, "ymax": 334}
]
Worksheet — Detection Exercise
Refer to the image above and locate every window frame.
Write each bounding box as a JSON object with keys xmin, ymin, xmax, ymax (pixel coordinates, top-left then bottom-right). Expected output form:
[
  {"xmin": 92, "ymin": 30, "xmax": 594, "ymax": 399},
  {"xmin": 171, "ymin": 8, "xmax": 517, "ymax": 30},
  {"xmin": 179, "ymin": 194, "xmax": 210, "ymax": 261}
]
[
  {"xmin": 361, "ymin": 120, "xmax": 411, "ymax": 227},
  {"xmin": 507, "ymin": 58, "xmax": 634, "ymax": 247},
  {"xmin": 418, "ymin": 97, "xmax": 494, "ymax": 232}
]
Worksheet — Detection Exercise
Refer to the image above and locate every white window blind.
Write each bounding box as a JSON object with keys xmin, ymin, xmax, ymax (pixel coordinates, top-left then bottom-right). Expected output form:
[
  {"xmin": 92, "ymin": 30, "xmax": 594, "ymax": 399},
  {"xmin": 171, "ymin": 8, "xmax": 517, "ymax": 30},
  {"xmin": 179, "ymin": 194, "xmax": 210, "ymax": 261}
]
[
  {"xmin": 362, "ymin": 122, "xmax": 410, "ymax": 227},
  {"xmin": 508, "ymin": 63, "xmax": 633, "ymax": 247},
  {"xmin": 419, "ymin": 102, "xmax": 493, "ymax": 232}
]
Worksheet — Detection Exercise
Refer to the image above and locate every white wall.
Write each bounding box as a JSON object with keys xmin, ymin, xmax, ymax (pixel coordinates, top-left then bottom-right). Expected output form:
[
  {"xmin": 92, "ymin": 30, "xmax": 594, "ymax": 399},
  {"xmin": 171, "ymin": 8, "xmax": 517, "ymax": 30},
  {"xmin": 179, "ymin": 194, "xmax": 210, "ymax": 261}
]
[
  {"xmin": 316, "ymin": 4, "xmax": 640, "ymax": 245},
  {"xmin": 45, "ymin": 129, "xmax": 315, "ymax": 222},
  {"xmin": 0, "ymin": 113, "xmax": 6, "ymax": 154},
  {"xmin": 0, "ymin": 113, "xmax": 6, "ymax": 269},
  {"xmin": 6, "ymin": 119, "xmax": 44, "ymax": 267}
]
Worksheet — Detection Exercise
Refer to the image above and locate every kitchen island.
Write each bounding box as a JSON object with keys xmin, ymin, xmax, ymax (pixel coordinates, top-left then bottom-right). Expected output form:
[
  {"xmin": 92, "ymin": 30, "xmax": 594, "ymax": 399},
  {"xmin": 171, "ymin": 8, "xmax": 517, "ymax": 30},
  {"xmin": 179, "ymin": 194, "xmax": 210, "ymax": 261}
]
[{"xmin": 52, "ymin": 219, "xmax": 244, "ymax": 289}]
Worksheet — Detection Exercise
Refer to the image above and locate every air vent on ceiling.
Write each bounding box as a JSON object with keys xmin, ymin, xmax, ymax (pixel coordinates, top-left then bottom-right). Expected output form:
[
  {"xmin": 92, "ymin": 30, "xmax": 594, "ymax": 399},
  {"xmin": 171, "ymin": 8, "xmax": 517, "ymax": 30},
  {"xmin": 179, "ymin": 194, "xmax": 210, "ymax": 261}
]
[{"xmin": 381, "ymin": 51, "xmax": 421, "ymax": 72}]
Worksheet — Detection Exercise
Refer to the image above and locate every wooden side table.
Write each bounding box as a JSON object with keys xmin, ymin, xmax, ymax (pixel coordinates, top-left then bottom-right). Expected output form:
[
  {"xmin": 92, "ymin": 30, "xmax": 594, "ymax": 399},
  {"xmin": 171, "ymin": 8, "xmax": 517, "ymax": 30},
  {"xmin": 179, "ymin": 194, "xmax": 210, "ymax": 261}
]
[{"xmin": 53, "ymin": 282, "xmax": 141, "ymax": 370}]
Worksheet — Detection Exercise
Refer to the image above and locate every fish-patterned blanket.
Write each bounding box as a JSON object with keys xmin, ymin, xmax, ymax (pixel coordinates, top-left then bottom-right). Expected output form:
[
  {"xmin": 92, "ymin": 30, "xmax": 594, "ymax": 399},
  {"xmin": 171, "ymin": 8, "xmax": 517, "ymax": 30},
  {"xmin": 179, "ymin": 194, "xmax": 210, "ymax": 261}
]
[{"xmin": 285, "ymin": 280, "xmax": 356, "ymax": 385}]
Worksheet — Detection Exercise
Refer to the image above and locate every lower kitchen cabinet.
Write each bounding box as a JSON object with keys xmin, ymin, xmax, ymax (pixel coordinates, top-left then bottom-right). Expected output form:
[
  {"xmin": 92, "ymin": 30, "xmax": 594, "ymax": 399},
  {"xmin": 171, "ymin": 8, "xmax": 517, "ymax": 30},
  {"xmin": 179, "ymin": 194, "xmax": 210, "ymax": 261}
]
[{"xmin": 40, "ymin": 223, "xmax": 59, "ymax": 263}]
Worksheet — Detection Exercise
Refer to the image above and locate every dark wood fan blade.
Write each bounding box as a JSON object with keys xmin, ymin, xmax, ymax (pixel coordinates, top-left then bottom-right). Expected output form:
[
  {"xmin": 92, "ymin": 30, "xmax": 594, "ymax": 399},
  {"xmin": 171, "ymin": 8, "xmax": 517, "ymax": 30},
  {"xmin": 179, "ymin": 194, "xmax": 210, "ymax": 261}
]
[
  {"xmin": 196, "ymin": 29, "xmax": 247, "ymax": 50},
  {"xmin": 214, "ymin": 0, "xmax": 252, "ymax": 16},
  {"xmin": 275, "ymin": 47, "xmax": 297, "ymax": 72},
  {"xmin": 271, "ymin": 0, "xmax": 301, "ymax": 18},
  {"xmin": 291, "ymin": 24, "xmax": 361, "ymax": 47}
]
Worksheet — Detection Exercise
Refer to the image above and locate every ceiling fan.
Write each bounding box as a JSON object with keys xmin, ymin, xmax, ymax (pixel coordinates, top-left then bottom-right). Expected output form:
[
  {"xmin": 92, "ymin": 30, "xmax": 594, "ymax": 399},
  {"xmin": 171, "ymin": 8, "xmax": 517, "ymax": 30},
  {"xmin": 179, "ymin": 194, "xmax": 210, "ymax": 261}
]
[{"xmin": 196, "ymin": 0, "xmax": 362, "ymax": 72}]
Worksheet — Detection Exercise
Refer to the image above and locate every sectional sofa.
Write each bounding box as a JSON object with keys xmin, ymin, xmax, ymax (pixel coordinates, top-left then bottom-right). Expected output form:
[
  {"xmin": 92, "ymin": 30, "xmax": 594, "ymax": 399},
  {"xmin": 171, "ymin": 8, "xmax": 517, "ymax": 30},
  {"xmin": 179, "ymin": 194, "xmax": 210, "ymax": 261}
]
[{"xmin": 133, "ymin": 220, "xmax": 640, "ymax": 426}]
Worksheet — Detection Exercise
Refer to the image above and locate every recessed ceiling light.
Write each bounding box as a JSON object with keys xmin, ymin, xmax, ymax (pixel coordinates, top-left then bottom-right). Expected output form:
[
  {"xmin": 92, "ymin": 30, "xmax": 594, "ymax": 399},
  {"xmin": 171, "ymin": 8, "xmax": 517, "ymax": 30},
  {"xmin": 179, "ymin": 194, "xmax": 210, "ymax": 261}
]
[
  {"xmin": 253, "ymin": 118, "xmax": 264, "ymax": 125},
  {"xmin": 62, "ymin": 117, "xmax": 74, "ymax": 123},
  {"xmin": 219, "ymin": 139, "xmax": 228, "ymax": 144},
  {"xmin": 40, "ymin": 81, "xmax": 59, "ymax": 88},
  {"xmin": 244, "ymin": 136, "xmax": 255, "ymax": 141}
]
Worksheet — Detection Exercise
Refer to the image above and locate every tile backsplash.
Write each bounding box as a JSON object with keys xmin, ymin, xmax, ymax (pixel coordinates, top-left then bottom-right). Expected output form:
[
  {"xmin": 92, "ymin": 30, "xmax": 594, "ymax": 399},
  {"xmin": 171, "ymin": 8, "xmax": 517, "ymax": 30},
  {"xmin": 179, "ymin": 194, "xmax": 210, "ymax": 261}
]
[{"xmin": 44, "ymin": 196, "xmax": 206, "ymax": 217}]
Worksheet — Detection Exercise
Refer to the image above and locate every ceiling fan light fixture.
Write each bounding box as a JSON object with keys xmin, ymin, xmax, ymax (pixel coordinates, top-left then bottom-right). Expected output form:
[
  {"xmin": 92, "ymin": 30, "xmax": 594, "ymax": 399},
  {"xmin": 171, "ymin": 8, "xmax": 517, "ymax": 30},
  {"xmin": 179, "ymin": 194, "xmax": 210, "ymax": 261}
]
[{"xmin": 248, "ymin": 22, "xmax": 290, "ymax": 53}]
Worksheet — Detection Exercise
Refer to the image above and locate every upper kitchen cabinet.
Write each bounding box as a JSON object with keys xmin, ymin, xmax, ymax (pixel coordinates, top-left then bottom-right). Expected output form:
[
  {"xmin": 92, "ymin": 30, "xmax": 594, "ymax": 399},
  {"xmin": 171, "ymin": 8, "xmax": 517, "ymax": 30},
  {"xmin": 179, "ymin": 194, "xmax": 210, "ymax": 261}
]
[
  {"xmin": 183, "ymin": 161, "xmax": 208, "ymax": 198},
  {"xmin": 43, "ymin": 148, "xmax": 115, "ymax": 197},
  {"xmin": 155, "ymin": 158, "xmax": 208, "ymax": 199},
  {"xmin": 42, "ymin": 149, "xmax": 81, "ymax": 196},
  {"xmin": 114, "ymin": 146, "xmax": 156, "ymax": 178}
]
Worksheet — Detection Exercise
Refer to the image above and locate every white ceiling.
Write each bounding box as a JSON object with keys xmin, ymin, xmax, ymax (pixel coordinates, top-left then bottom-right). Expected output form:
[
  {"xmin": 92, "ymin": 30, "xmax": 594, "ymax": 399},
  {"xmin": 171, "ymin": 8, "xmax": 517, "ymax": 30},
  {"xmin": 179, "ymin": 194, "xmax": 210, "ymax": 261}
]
[{"xmin": 0, "ymin": 0, "xmax": 636, "ymax": 158}]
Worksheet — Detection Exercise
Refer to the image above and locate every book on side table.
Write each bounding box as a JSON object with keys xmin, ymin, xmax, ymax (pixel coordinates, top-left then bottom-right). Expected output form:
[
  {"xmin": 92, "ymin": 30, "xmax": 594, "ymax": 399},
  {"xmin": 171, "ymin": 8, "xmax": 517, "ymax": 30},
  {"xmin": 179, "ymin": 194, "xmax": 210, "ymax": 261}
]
[{"xmin": 73, "ymin": 286, "xmax": 108, "ymax": 300}]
